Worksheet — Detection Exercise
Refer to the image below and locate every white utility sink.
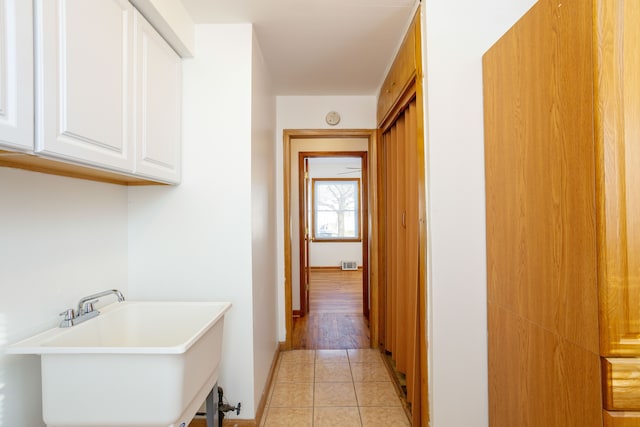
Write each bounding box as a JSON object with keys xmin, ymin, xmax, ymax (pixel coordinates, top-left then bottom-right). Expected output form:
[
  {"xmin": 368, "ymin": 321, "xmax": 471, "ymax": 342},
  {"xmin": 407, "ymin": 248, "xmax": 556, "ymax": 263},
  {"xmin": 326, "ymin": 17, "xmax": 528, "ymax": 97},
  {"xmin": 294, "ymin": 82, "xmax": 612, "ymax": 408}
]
[{"xmin": 7, "ymin": 301, "xmax": 231, "ymax": 427}]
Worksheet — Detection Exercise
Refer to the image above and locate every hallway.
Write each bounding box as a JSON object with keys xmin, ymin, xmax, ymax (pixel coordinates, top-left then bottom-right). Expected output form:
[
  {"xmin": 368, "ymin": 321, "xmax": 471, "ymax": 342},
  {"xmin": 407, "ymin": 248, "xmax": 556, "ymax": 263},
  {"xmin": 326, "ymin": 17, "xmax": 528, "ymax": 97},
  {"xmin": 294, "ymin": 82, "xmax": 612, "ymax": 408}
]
[
  {"xmin": 292, "ymin": 269, "xmax": 370, "ymax": 349},
  {"xmin": 258, "ymin": 270, "xmax": 409, "ymax": 426},
  {"xmin": 261, "ymin": 349, "xmax": 410, "ymax": 426}
]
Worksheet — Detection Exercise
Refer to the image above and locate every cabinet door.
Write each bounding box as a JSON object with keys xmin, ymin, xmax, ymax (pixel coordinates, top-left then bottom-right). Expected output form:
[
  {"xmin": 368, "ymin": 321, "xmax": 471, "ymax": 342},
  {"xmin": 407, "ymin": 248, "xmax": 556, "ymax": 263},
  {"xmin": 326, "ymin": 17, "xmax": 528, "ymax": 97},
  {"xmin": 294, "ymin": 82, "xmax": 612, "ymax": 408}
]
[
  {"xmin": 34, "ymin": 0, "xmax": 134, "ymax": 172},
  {"xmin": 604, "ymin": 410, "xmax": 640, "ymax": 427},
  {"xmin": 596, "ymin": 0, "xmax": 640, "ymax": 356},
  {"xmin": 0, "ymin": 0, "xmax": 33, "ymax": 151},
  {"xmin": 134, "ymin": 10, "xmax": 181, "ymax": 184},
  {"xmin": 603, "ymin": 358, "xmax": 640, "ymax": 410}
]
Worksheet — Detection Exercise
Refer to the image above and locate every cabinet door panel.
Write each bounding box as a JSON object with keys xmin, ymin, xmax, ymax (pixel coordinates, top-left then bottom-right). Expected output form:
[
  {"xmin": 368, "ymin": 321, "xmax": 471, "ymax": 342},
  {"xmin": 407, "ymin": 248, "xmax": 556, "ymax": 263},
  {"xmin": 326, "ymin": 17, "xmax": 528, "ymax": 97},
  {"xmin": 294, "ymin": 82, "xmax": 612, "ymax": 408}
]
[
  {"xmin": 134, "ymin": 11, "xmax": 181, "ymax": 183},
  {"xmin": 35, "ymin": 0, "xmax": 134, "ymax": 171},
  {"xmin": 596, "ymin": 0, "xmax": 640, "ymax": 356},
  {"xmin": 603, "ymin": 358, "xmax": 640, "ymax": 410},
  {"xmin": 605, "ymin": 410, "xmax": 640, "ymax": 427},
  {"xmin": 0, "ymin": 0, "xmax": 33, "ymax": 151}
]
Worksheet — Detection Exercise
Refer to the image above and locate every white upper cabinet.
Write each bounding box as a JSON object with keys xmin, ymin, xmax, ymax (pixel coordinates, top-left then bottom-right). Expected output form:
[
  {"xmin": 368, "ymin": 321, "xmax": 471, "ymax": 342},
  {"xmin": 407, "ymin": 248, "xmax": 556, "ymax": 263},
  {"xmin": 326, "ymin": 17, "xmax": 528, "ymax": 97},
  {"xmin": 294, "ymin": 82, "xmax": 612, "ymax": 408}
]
[
  {"xmin": 34, "ymin": 0, "xmax": 135, "ymax": 172},
  {"xmin": 0, "ymin": 0, "xmax": 34, "ymax": 151},
  {"xmin": 134, "ymin": 10, "xmax": 181, "ymax": 183}
]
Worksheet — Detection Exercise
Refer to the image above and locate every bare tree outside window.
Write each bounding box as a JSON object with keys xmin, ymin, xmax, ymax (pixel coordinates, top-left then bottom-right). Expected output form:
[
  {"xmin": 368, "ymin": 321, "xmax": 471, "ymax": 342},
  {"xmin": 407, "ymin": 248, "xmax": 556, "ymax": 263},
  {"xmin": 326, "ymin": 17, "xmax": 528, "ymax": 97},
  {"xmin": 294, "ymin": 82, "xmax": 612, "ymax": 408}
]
[{"xmin": 312, "ymin": 178, "xmax": 360, "ymax": 241}]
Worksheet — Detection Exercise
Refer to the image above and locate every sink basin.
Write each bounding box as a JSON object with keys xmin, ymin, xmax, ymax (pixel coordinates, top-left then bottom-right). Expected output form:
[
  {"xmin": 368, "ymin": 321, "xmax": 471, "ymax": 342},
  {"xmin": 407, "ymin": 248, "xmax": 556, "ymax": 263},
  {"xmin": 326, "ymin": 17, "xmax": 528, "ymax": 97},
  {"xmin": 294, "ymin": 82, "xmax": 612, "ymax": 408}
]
[{"xmin": 7, "ymin": 301, "xmax": 231, "ymax": 427}]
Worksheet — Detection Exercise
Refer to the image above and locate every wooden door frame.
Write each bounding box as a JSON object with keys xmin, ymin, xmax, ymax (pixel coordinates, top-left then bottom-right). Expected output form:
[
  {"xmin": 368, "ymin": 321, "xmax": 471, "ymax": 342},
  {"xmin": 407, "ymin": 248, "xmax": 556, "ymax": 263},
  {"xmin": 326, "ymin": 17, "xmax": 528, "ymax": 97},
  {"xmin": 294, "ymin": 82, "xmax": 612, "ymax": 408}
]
[
  {"xmin": 283, "ymin": 129, "xmax": 378, "ymax": 350},
  {"xmin": 300, "ymin": 157, "xmax": 311, "ymax": 315},
  {"xmin": 297, "ymin": 151, "xmax": 369, "ymax": 317}
]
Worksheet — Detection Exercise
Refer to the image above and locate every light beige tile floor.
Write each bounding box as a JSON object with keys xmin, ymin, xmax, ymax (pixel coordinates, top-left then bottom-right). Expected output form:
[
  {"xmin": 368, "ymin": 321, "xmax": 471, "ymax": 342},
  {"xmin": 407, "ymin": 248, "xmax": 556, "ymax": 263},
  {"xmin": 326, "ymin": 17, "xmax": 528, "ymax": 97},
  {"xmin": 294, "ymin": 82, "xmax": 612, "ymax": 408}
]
[{"xmin": 261, "ymin": 349, "xmax": 410, "ymax": 427}]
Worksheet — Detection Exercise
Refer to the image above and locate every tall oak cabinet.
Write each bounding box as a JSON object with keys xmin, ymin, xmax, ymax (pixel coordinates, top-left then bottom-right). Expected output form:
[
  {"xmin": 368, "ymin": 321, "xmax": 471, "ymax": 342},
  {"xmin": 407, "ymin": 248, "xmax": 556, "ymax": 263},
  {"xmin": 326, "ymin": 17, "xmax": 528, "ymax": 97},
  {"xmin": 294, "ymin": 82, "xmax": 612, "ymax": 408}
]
[
  {"xmin": 483, "ymin": 0, "xmax": 640, "ymax": 425},
  {"xmin": 375, "ymin": 8, "xmax": 428, "ymax": 426}
]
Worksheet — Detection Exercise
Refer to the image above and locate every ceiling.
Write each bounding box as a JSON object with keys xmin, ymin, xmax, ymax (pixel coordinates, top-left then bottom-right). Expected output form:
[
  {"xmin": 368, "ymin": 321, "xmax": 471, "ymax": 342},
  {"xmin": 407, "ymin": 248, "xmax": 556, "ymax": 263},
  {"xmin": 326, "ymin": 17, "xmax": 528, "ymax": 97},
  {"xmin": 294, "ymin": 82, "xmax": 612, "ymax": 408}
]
[{"xmin": 180, "ymin": 0, "xmax": 418, "ymax": 96}]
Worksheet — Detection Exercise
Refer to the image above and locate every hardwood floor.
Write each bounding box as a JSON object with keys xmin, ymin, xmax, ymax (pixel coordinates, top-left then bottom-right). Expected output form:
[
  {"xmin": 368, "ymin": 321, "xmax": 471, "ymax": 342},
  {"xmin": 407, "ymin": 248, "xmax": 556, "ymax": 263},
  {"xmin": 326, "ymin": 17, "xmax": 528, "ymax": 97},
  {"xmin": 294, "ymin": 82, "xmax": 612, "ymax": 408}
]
[{"xmin": 293, "ymin": 269, "xmax": 370, "ymax": 349}]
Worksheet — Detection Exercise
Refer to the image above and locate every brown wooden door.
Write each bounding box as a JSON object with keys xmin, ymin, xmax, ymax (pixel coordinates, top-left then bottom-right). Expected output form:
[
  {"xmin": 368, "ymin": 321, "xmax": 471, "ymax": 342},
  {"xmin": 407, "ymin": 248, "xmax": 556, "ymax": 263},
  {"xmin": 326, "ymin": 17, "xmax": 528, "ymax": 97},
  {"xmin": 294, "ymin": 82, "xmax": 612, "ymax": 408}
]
[
  {"xmin": 379, "ymin": 97, "xmax": 421, "ymax": 422},
  {"xmin": 303, "ymin": 157, "xmax": 311, "ymax": 314},
  {"xmin": 298, "ymin": 156, "xmax": 311, "ymax": 315}
]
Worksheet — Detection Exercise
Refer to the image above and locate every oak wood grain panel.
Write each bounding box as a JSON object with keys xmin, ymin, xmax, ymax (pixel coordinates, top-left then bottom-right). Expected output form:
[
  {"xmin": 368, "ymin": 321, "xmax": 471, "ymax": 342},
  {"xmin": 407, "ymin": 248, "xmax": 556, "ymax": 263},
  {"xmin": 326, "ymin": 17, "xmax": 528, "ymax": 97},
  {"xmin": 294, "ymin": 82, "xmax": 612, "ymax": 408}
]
[
  {"xmin": 413, "ymin": 9, "xmax": 429, "ymax": 424},
  {"xmin": 0, "ymin": 151, "xmax": 160, "ymax": 185},
  {"xmin": 375, "ymin": 8, "xmax": 428, "ymax": 424},
  {"xmin": 394, "ymin": 112, "xmax": 407, "ymax": 372},
  {"xmin": 404, "ymin": 100, "xmax": 419, "ymax": 404},
  {"xmin": 604, "ymin": 411, "xmax": 640, "ymax": 427},
  {"xmin": 484, "ymin": 0, "xmax": 598, "ymax": 351},
  {"xmin": 603, "ymin": 358, "xmax": 640, "ymax": 410},
  {"xmin": 594, "ymin": 0, "xmax": 640, "ymax": 356},
  {"xmin": 386, "ymin": 124, "xmax": 398, "ymax": 354},
  {"xmin": 283, "ymin": 129, "xmax": 293, "ymax": 350},
  {"xmin": 622, "ymin": 2, "xmax": 640, "ymax": 342},
  {"xmin": 376, "ymin": 11, "xmax": 417, "ymax": 126},
  {"xmin": 367, "ymin": 130, "xmax": 380, "ymax": 347},
  {"xmin": 489, "ymin": 303, "xmax": 602, "ymax": 426},
  {"xmin": 484, "ymin": 0, "xmax": 602, "ymax": 423}
]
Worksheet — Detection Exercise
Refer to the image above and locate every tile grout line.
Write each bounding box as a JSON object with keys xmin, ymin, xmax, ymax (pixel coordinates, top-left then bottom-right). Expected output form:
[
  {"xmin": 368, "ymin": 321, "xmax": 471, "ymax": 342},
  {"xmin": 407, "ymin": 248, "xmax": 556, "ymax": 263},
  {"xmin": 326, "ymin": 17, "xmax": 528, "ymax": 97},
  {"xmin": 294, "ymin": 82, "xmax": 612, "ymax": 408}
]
[
  {"xmin": 349, "ymin": 350, "xmax": 365, "ymax": 427},
  {"xmin": 264, "ymin": 349, "xmax": 408, "ymax": 426}
]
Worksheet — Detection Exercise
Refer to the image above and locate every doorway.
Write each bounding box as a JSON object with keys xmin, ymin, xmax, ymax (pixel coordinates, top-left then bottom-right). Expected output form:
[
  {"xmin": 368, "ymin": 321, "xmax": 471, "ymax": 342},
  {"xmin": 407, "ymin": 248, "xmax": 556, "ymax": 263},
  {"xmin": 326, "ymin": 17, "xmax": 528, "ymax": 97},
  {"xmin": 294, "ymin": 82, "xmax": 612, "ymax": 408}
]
[
  {"xmin": 295, "ymin": 154, "xmax": 368, "ymax": 349},
  {"xmin": 282, "ymin": 130, "xmax": 378, "ymax": 350}
]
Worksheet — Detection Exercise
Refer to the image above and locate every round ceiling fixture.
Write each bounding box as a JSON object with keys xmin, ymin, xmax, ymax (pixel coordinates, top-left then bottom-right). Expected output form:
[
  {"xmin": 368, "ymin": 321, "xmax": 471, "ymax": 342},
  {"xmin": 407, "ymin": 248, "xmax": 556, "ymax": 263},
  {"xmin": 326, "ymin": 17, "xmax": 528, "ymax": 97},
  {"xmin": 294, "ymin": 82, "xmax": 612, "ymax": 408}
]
[{"xmin": 325, "ymin": 111, "xmax": 341, "ymax": 126}]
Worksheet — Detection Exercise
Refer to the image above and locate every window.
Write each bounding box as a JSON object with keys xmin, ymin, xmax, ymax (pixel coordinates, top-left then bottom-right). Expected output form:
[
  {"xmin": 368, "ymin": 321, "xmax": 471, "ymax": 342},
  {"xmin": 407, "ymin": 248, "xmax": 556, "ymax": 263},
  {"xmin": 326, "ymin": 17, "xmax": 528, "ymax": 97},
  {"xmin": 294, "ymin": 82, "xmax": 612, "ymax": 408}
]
[{"xmin": 312, "ymin": 178, "xmax": 360, "ymax": 241}]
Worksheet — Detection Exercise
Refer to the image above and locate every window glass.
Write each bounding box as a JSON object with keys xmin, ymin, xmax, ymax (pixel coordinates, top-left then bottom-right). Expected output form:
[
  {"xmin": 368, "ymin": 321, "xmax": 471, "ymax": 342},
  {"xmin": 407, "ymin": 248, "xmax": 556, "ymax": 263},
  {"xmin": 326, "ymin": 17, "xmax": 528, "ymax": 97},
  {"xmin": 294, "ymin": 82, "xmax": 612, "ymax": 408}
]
[{"xmin": 312, "ymin": 178, "xmax": 360, "ymax": 241}]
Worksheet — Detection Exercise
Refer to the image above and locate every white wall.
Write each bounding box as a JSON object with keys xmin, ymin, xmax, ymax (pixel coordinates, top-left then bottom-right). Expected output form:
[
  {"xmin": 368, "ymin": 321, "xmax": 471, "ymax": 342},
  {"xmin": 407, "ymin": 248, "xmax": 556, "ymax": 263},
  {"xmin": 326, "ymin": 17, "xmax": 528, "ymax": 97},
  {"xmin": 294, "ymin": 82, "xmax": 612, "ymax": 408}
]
[
  {"xmin": 0, "ymin": 168, "xmax": 128, "ymax": 427},
  {"xmin": 128, "ymin": 24, "xmax": 270, "ymax": 418},
  {"xmin": 422, "ymin": 2, "xmax": 536, "ymax": 426},
  {"xmin": 276, "ymin": 97, "xmax": 376, "ymax": 131},
  {"xmin": 250, "ymin": 29, "xmax": 279, "ymax": 411},
  {"xmin": 276, "ymin": 96, "xmax": 376, "ymax": 335},
  {"xmin": 310, "ymin": 243, "xmax": 361, "ymax": 268}
]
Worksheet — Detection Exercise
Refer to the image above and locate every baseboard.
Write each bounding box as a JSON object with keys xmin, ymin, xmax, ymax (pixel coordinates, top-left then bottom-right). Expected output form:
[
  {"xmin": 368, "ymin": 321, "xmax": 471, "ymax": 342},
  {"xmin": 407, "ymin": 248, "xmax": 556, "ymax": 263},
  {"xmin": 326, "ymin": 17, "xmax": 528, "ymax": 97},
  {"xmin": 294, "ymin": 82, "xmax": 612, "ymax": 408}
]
[
  {"xmin": 223, "ymin": 419, "xmax": 256, "ymax": 426},
  {"xmin": 189, "ymin": 345, "xmax": 280, "ymax": 427},
  {"xmin": 189, "ymin": 348, "xmax": 286, "ymax": 427},
  {"xmin": 380, "ymin": 352, "xmax": 413, "ymax": 424},
  {"xmin": 190, "ymin": 418, "xmax": 256, "ymax": 427},
  {"xmin": 253, "ymin": 345, "xmax": 280, "ymax": 426}
]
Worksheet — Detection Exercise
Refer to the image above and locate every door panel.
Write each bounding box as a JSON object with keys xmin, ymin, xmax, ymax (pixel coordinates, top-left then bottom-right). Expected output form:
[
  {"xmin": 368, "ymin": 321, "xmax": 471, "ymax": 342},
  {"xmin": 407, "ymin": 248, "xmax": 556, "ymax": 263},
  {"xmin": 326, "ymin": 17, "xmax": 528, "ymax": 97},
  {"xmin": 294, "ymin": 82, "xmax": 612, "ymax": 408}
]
[
  {"xmin": 303, "ymin": 157, "xmax": 310, "ymax": 314},
  {"xmin": 380, "ymin": 98, "xmax": 420, "ymax": 409}
]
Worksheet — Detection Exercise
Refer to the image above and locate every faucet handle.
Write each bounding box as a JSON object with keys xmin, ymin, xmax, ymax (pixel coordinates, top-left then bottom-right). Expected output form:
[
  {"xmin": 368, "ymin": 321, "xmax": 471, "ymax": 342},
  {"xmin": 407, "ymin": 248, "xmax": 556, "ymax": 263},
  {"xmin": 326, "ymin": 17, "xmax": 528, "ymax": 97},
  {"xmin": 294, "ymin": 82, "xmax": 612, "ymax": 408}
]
[
  {"xmin": 82, "ymin": 299, "xmax": 99, "ymax": 314},
  {"xmin": 59, "ymin": 308, "xmax": 75, "ymax": 320},
  {"xmin": 59, "ymin": 309, "xmax": 75, "ymax": 327}
]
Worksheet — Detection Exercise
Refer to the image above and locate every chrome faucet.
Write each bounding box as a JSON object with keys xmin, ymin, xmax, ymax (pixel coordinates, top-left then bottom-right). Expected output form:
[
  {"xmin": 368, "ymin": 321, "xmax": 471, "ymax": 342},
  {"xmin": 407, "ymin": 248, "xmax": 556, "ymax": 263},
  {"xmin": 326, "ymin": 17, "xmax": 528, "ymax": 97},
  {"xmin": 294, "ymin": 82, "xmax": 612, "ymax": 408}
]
[
  {"xmin": 77, "ymin": 289, "xmax": 125, "ymax": 315},
  {"xmin": 59, "ymin": 289, "xmax": 125, "ymax": 327}
]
